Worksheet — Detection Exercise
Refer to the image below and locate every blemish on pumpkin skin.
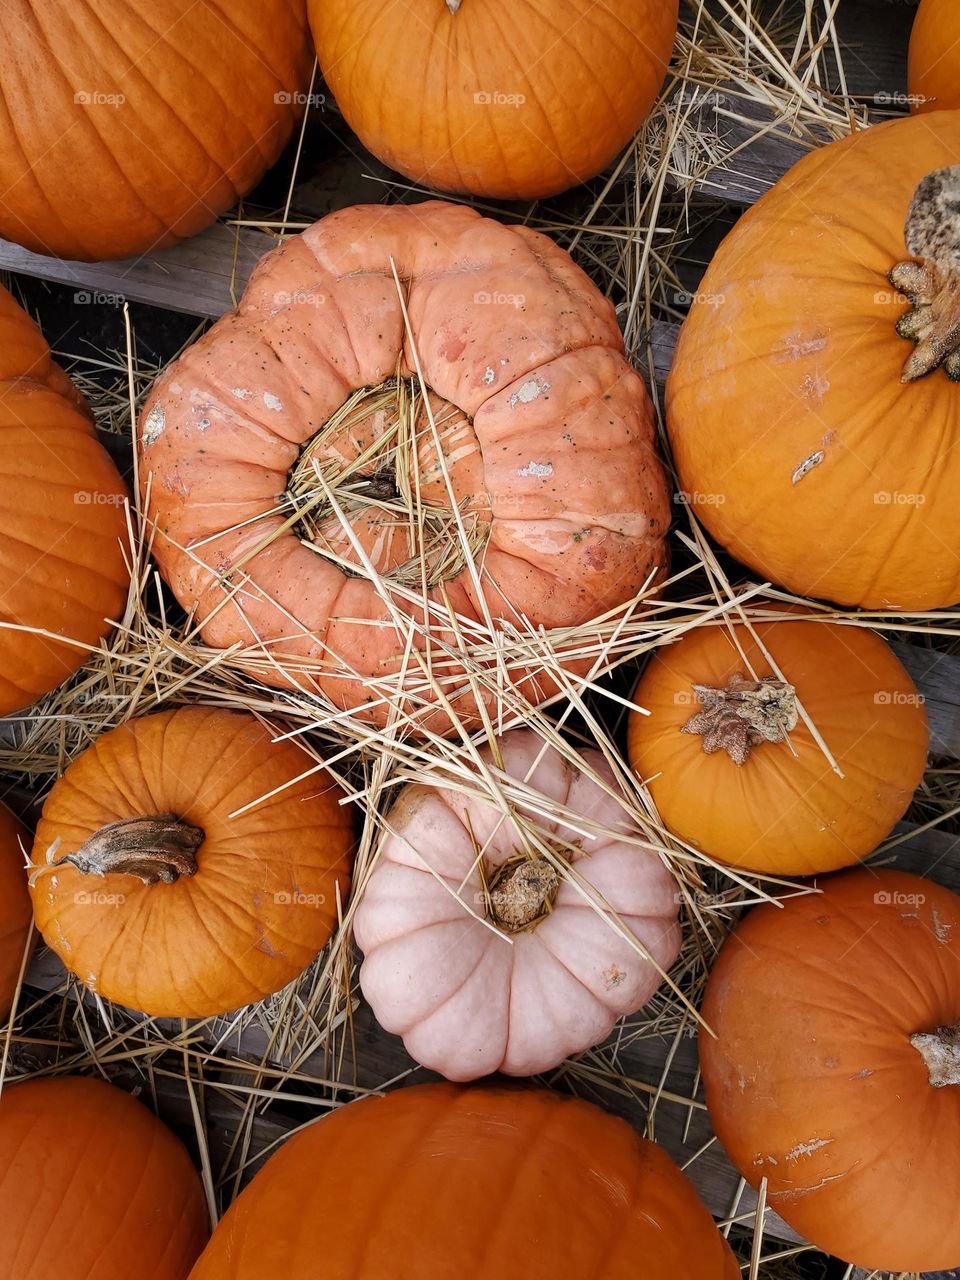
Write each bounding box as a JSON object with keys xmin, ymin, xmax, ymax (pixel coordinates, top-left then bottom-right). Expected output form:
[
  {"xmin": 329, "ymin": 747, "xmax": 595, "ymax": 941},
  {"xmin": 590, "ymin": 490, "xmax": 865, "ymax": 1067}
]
[
  {"xmin": 483, "ymin": 367, "xmax": 496, "ymax": 385},
  {"xmin": 141, "ymin": 404, "xmax": 166, "ymax": 447},
  {"xmin": 933, "ymin": 907, "xmax": 953, "ymax": 943},
  {"xmin": 773, "ymin": 332, "xmax": 829, "ymax": 363},
  {"xmin": 263, "ymin": 392, "xmax": 284, "ymax": 412},
  {"xmin": 509, "ymin": 378, "xmax": 550, "ymax": 408},
  {"xmin": 849, "ymin": 1067, "xmax": 873, "ymax": 1081},
  {"xmin": 784, "ymin": 1137, "xmax": 833, "ymax": 1161},
  {"xmin": 602, "ymin": 965, "xmax": 626, "ymax": 990},
  {"xmin": 517, "ymin": 460, "xmax": 554, "ymax": 479},
  {"xmin": 791, "ymin": 450, "xmax": 824, "ymax": 485},
  {"xmin": 232, "ymin": 387, "xmax": 252, "ymax": 401}
]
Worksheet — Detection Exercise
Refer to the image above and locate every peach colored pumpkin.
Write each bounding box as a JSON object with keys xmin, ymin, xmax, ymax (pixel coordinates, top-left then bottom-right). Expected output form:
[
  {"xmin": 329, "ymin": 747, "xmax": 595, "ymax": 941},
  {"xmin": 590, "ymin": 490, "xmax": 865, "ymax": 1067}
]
[
  {"xmin": 138, "ymin": 201, "xmax": 670, "ymax": 734},
  {"xmin": 627, "ymin": 616, "xmax": 929, "ymax": 876},
  {"xmin": 354, "ymin": 730, "xmax": 681, "ymax": 1080}
]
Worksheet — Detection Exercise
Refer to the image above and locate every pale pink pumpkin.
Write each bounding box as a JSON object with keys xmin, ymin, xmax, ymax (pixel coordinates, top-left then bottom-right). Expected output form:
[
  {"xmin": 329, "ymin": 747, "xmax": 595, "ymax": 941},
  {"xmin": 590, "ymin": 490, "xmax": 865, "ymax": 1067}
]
[{"xmin": 355, "ymin": 730, "xmax": 681, "ymax": 1080}]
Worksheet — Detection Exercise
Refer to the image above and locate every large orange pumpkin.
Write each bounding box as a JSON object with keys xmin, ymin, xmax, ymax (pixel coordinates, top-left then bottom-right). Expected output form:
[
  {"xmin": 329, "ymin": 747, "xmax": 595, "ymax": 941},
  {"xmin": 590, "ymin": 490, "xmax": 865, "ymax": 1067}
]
[
  {"xmin": 909, "ymin": 0, "xmax": 960, "ymax": 113},
  {"xmin": 700, "ymin": 868, "xmax": 960, "ymax": 1271},
  {"xmin": 28, "ymin": 705, "xmax": 354, "ymax": 1017},
  {"xmin": 0, "ymin": 805, "xmax": 31, "ymax": 1024},
  {"xmin": 0, "ymin": 1074, "xmax": 208, "ymax": 1279},
  {"xmin": 0, "ymin": 1, "xmax": 312, "ymax": 260},
  {"xmin": 0, "ymin": 284, "xmax": 129, "ymax": 714},
  {"xmin": 189, "ymin": 1084, "xmax": 739, "ymax": 1279},
  {"xmin": 627, "ymin": 616, "xmax": 928, "ymax": 876},
  {"xmin": 667, "ymin": 113, "xmax": 960, "ymax": 610},
  {"xmin": 138, "ymin": 201, "xmax": 670, "ymax": 732},
  {"xmin": 309, "ymin": 2, "xmax": 678, "ymax": 200}
]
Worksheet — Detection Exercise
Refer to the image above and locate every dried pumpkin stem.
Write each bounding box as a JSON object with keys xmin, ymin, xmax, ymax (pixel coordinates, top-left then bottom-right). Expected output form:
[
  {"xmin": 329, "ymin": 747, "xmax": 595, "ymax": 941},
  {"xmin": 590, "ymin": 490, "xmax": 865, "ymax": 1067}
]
[
  {"xmin": 890, "ymin": 165, "xmax": 960, "ymax": 383},
  {"xmin": 681, "ymin": 673, "xmax": 798, "ymax": 767},
  {"xmin": 911, "ymin": 1021, "xmax": 960, "ymax": 1087},
  {"xmin": 488, "ymin": 855, "xmax": 560, "ymax": 933},
  {"xmin": 45, "ymin": 815, "xmax": 203, "ymax": 886}
]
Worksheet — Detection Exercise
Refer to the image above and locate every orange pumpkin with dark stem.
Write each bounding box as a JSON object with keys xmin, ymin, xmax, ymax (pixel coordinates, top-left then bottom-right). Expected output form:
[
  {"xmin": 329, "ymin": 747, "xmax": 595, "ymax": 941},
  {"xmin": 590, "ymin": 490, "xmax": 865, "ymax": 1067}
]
[
  {"xmin": 309, "ymin": 1, "xmax": 678, "ymax": 200},
  {"xmin": 138, "ymin": 201, "xmax": 670, "ymax": 733},
  {"xmin": 189, "ymin": 1084, "xmax": 739, "ymax": 1279},
  {"xmin": 700, "ymin": 868, "xmax": 960, "ymax": 1271},
  {"xmin": 0, "ymin": 805, "xmax": 31, "ymax": 1024},
  {"xmin": 0, "ymin": 284, "xmax": 129, "ymax": 714},
  {"xmin": 667, "ymin": 113, "xmax": 960, "ymax": 610},
  {"xmin": 627, "ymin": 616, "xmax": 928, "ymax": 876},
  {"xmin": 0, "ymin": 1075, "xmax": 208, "ymax": 1279},
  {"xmin": 28, "ymin": 705, "xmax": 354, "ymax": 1017},
  {"xmin": 909, "ymin": 0, "xmax": 960, "ymax": 113},
  {"xmin": 0, "ymin": 1, "xmax": 312, "ymax": 260}
]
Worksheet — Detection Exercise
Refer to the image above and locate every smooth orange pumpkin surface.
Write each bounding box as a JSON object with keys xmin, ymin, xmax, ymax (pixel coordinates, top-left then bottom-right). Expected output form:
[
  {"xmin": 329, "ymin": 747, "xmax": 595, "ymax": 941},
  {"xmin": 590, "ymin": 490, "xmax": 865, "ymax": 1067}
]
[
  {"xmin": 0, "ymin": 284, "xmax": 129, "ymax": 714},
  {"xmin": 667, "ymin": 112, "xmax": 960, "ymax": 609},
  {"xmin": 700, "ymin": 868, "xmax": 960, "ymax": 1271},
  {"xmin": 309, "ymin": 1, "xmax": 677, "ymax": 200},
  {"xmin": 28, "ymin": 706, "xmax": 354, "ymax": 1017},
  {"xmin": 909, "ymin": 0, "xmax": 960, "ymax": 113},
  {"xmin": 0, "ymin": 1, "xmax": 312, "ymax": 261},
  {"xmin": 138, "ymin": 201, "xmax": 670, "ymax": 732},
  {"xmin": 0, "ymin": 1075, "xmax": 208, "ymax": 1279},
  {"xmin": 627, "ymin": 617, "xmax": 928, "ymax": 876},
  {"xmin": 190, "ymin": 1084, "xmax": 739, "ymax": 1280},
  {"xmin": 0, "ymin": 804, "xmax": 31, "ymax": 1023}
]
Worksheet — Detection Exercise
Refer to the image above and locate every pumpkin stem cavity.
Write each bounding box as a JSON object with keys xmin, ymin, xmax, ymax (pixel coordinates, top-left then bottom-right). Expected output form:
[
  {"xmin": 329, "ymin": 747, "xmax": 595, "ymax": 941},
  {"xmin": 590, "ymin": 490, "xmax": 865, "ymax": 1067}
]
[
  {"xmin": 890, "ymin": 165, "xmax": 960, "ymax": 383},
  {"xmin": 681, "ymin": 673, "xmax": 798, "ymax": 767},
  {"xmin": 280, "ymin": 375, "xmax": 491, "ymax": 590},
  {"xmin": 487, "ymin": 854, "xmax": 560, "ymax": 933},
  {"xmin": 911, "ymin": 1021, "xmax": 960, "ymax": 1087},
  {"xmin": 38, "ymin": 815, "xmax": 203, "ymax": 887}
]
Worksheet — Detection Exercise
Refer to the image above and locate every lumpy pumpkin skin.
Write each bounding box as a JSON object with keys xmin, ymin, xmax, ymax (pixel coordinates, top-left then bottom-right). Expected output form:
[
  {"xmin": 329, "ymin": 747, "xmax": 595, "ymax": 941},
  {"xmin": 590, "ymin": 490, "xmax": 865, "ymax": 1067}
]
[
  {"xmin": 700, "ymin": 869, "xmax": 960, "ymax": 1272},
  {"xmin": 0, "ymin": 1075, "xmax": 208, "ymax": 1280},
  {"xmin": 139, "ymin": 201, "xmax": 670, "ymax": 732},
  {"xmin": 310, "ymin": 1, "xmax": 678, "ymax": 200},
  {"xmin": 355, "ymin": 730, "xmax": 681, "ymax": 1080},
  {"xmin": 909, "ymin": 0, "xmax": 960, "ymax": 113},
  {"xmin": 189, "ymin": 1084, "xmax": 740, "ymax": 1280},
  {"xmin": 627, "ymin": 617, "xmax": 929, "ymax": 876},
  {"xmin": 29, "ymin": 706, "xmax": 354, "ymax": 1018},
  {"xmin": 0, "ymin": 0, "xmax": 312, "ymax": 261},
  {"xmin": 667, "ymin": 112, "xmax": 960, "ymax": 610},
  {"xmin": 0, "ymin": 804, "xmax": 32, "ymax": 1023},
  {"xmin": 0, "ymin": 284, "xmax": 129, "ymax": 714}
]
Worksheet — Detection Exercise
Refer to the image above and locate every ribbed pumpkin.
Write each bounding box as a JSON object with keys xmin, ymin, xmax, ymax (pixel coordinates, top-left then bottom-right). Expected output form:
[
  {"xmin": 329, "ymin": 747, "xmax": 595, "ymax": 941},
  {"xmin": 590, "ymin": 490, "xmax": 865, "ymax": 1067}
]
[
  {"xmin": 0, "ymin": 805, "xmax": 31, "ymax": 1024},
  {"xmin": 138, "ymin": 201, "xmax": 670, "ymax": 733},
  {"xmin": 355, "ymin": 730, "xmax": 681, "ymax": 1080},
  {"xmin": 0, "ymin": 284, "xmax": 129, "ymax": 714},
  {"xmin": 28, "ymin": 706, "xmax": 354, "ymax": 1017},
  {"xmin": 0, "ymin": 1075, "xmax": 208, "ymax": 1279},
  {"xmin": 189, "ymin": 1084, "xmax": 739, "ymax": 1279},
  {"xmin": 627, "ymin": 616, "xmax": 928, "ymax": 876},
  {"xmin": 667, "ymin": 113, "xmax": 960, "ymax": 610},
  {"xmin": 700, "ymin": 868, "xmax": 960, "ymax": 1272},
  {"xmin": 309, "ymin": 2, "xmax": 677, "ymax": 200},
  {"xmin": 909, "ymin": 0, "xmax": 960, "ymax": 113},
  {"xmin": 0, "ymin": 1, "xmax": 312, "ymax": 260}
]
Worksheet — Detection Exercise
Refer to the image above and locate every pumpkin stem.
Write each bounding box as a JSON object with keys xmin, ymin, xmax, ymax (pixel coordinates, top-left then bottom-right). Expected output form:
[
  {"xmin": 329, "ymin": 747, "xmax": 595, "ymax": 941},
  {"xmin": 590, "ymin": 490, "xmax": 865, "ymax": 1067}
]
[
  {"xmin": 681, "ymin": 673, "xmax": 798, "ymax": 767},
  {"xmin": 890, "ymin": 165, "xmax": 960, "ymax": 383},
  {"xmin": 487, "ymin": 855, "xmax": 559, "ymax": 933},
  {"xmin": 911, "ymin": 1022, "xmax": 960, "ymax": 1087},
  {"xmin": 38, "ymin": 815, "xmax": 203, "ymax": 886}
]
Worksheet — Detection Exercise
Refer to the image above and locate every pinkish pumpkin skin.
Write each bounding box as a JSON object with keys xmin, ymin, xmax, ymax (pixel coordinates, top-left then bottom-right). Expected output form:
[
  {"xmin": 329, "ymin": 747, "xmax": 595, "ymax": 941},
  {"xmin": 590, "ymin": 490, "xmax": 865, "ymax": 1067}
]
[
  {"xmin": 354, "ymin": 730, "xmax": 681, "ymax": 1080},
  {"xmin": 138, "ymin": 201, "xmax": 670, "ymax": 734}
]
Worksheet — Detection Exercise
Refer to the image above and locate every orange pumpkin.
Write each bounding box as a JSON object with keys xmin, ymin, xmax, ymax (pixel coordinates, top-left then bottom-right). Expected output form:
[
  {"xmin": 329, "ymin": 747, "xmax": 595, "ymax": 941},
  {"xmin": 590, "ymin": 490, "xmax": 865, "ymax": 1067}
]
[
  {"xmin": 0, "ymin": 1, "xmax": 312, "ymax": 261},
  {"xmin": 138, "ymin": 201, "xmax": 670, "ymax": 732},
  {"xmin": 0, "ymin": 284, "xmax": 129, "ymax": 714},
  {"xmin": 909, "ymin": 0, "xmax": 960, "ymax": 113},
  {"xmin": 627, "ymin": 616, "xmax": 928, "ymax": 876},
  {"xmin": 189, "ymin": 1084, "xmax": 739, "ymax": 1279},
  {"xmin": 309, "ymin": 2, "xmax": 677, "ymax": 200},
  {"xmin": 0, "ymin": 805, "xmax": 31, "ymax": 1024},
  {"xmin": 700, "ymin": 868, "xmax": 960, "ymax": 1271},
  {"xmin": 667, "ymin": 113, "xmax": 960, "ymax": 610},
  {"xmin": 0, "ymin": 1074, "xmax": 208, "ymax": 1278},
  {"xmin": 28, "ymin": 705, "xmax": 354, "ymax": 1017}
]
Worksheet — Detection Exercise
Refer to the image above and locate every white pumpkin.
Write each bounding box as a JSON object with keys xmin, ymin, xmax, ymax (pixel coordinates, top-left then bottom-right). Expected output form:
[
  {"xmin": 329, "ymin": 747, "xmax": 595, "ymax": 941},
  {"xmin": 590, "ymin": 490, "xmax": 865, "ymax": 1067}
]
[{"xmin": 355, "ymin": 730, "xmax": 681, "ymax": 1080}]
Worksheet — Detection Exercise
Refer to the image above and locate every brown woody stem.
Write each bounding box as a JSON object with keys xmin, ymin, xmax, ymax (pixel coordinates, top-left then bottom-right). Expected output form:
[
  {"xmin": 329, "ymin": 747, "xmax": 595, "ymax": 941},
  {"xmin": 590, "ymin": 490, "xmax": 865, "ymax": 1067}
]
[
  {"xmin": 890, "ymin": 166, "xmax": 960, "ymax": 383},
  {"xmin": 911, "ymin": 1021, "xmax": 960, "ymax": 1087},
  {"xmin": 681, "ymin": 673, "xmax": 798, "ymax": 767},
  {"xmin": 47, "ymin": 815, "xmax": 203, "ymax": 886},
  {"xmin": 488, "ymin": 856, "xmax": 559, "ymax": 933}
]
